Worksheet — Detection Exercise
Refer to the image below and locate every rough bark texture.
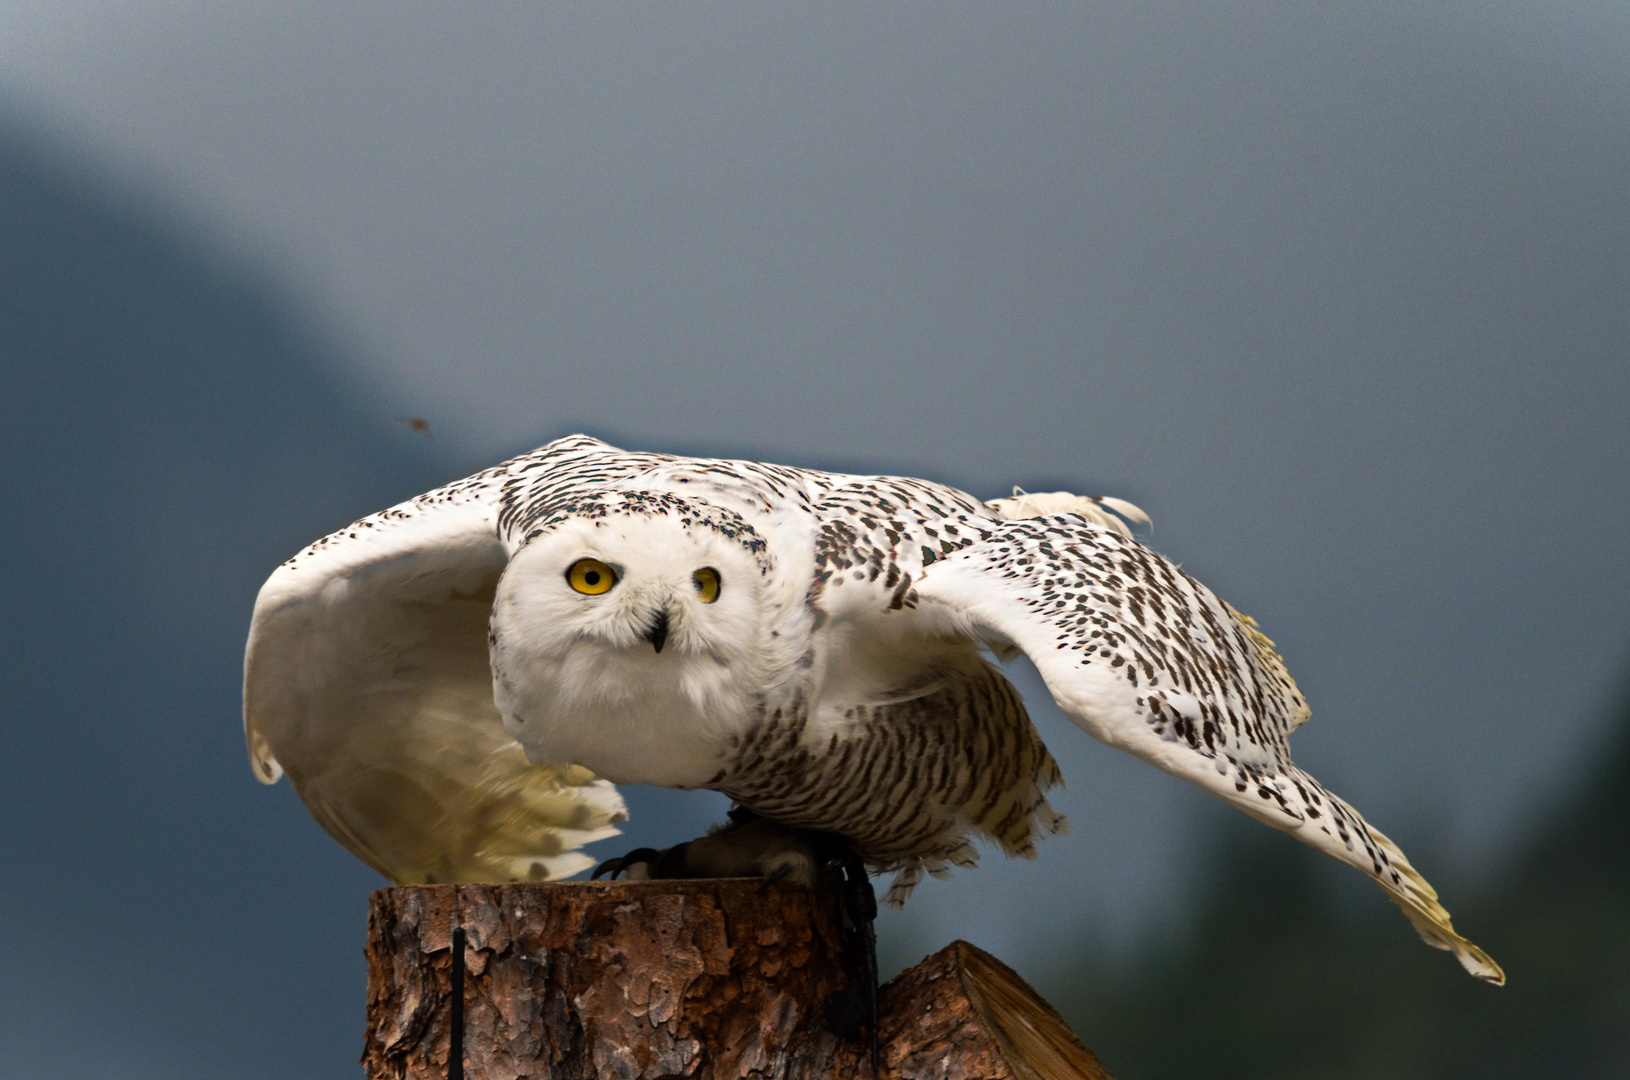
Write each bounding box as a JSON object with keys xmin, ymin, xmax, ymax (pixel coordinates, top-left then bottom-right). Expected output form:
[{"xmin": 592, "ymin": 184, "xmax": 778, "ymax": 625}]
[
  {"xmin": 853, "ymin": 941, "xmax": 1116, "ymax": 1080},
  {"xmin": 364, "ymin": 881, "xmax": 860, "ymax": 1080},
  {"xmin": 363, "ymin": 882, "xmax": 1112, "ymax": 1080}
]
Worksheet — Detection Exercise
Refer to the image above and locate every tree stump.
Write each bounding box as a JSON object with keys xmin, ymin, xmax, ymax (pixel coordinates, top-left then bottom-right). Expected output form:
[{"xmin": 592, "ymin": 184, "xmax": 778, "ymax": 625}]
[
  {"xmin": 853, "ymin": 941, "xmax": 1116, "ymax": 1080},
  {"xmin": 363, "ymin": 881, "xmax": 1113, "ymax": 1080}
]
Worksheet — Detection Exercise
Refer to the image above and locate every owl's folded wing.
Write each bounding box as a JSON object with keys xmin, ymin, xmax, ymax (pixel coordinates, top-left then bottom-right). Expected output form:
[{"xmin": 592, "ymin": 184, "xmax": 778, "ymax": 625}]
[
  {"xmin": 914, "ymin": 515, "xmax": 1502, "ymax": 983},
  {"xmin": 244, "ymin": 479, "xmax": 625, "ymax": 884}
]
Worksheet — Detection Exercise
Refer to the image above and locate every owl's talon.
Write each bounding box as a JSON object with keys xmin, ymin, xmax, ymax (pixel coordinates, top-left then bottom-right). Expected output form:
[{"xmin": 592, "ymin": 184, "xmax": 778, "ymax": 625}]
[{"xmin": 592, "ymin": 847, "xmax": 663, "ymax": 880}]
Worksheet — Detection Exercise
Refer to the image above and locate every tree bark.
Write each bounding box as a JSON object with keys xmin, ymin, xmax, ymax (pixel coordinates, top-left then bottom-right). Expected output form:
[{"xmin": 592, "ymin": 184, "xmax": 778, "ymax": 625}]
[
  {"xmin": 854, "ymin": 940, "xmax": 1116, "ymax": 1080},
  {"xmin": 363, "ymin": 881, "xmax": 1113, "ymax": 1080}
]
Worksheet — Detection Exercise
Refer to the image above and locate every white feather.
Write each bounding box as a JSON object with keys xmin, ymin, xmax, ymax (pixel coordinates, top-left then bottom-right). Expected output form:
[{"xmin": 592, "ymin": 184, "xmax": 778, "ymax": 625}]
[
  {"xmin": 243, "ymin": 483, "xmax": 626, "ymax": 884},
  {"xmin": 985, "ymin": 486, "xmax": 1151, "ymax": 537}
]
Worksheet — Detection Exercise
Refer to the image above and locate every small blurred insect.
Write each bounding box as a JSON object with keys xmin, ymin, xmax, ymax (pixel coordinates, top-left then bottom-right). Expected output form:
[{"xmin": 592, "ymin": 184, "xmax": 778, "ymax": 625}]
[{"xmin": 395, "ymin": 416, "xmax": 433, "ymax": 441}]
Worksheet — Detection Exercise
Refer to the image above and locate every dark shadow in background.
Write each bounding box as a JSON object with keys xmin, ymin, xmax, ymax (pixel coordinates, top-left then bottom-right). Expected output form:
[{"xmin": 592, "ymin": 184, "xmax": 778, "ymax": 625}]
[{"xmin": 0, "ymin": 116, "xmax": 431, "ymax": 1077}]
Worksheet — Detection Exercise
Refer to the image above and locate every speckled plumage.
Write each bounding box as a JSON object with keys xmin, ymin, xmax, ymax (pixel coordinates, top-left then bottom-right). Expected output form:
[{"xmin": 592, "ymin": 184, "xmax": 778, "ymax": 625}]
[{"xmin": 244, "ymin": 435, "xmax": 1502, "ymax": 982}]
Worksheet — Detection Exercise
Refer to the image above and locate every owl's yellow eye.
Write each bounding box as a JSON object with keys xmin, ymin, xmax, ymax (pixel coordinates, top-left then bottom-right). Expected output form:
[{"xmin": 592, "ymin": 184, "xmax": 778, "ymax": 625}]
[
  {"xmin": 567, "ymin": 558, "xmax": 617, "ymax": 595},
  {"xmin": 692, "ymin": 567, "xmax": 721, "ymax": 603}
]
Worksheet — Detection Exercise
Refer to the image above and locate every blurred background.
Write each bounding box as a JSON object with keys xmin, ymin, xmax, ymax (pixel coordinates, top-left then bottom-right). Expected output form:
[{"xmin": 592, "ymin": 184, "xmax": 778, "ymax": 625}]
[{"xmin": 1, "ymin": 3, "xmax": 1626, "ymax": 1077}]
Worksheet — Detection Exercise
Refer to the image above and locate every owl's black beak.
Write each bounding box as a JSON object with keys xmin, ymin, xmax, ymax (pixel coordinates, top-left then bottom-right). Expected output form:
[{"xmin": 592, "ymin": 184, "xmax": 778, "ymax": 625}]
[{"xmin": 644, "ymin": 609, "xmax": 670, "ymax": 654}]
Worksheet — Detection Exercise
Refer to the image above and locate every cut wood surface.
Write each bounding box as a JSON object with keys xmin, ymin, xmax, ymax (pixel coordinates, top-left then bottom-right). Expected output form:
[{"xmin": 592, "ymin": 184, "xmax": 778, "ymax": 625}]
[{"xmin": 363, "ymin": 881, "xmax": 1113, "ymax": 1080}]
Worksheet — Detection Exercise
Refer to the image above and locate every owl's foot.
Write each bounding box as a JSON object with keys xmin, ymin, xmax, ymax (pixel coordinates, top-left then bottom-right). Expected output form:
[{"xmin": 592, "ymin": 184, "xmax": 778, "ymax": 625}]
[{"xmin": 590, "ymin": 813, "xmax": 820, "ymax": 884}]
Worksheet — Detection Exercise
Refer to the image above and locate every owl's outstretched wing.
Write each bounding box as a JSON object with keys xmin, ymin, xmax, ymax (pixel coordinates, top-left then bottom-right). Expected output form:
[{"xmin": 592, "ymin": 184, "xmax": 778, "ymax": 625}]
[
  {"xmin": 914, "ymin": 515, "xmax": 1503, "ymax": 984},
  {"xmin": 244, "ymin": 461, "xmax": 626, "ymax": 885}
]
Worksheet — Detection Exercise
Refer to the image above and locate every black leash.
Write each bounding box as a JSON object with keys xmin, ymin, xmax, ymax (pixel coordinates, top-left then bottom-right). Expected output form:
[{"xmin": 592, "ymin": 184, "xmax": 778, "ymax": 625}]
[
  {"xmin": 449, "ymin": 916, "xmax": 466, "ymax": 1080},
  {"xmin": 838, "ymin": 848, "xmax": 881, "ymax": 1079}
]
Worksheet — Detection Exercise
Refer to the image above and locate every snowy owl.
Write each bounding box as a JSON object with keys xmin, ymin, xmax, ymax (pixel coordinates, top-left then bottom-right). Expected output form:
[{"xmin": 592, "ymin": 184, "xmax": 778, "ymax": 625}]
[{"xmin": 243, "ymin": 435, "xmax": 1501, "ymax": 983}]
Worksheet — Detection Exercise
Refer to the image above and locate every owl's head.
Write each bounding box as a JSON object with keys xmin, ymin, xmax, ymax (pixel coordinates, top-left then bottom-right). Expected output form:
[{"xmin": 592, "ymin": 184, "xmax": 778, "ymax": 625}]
[{"xmin": 489, "ymin": 491, "xmax": 785, "ymax": 784}]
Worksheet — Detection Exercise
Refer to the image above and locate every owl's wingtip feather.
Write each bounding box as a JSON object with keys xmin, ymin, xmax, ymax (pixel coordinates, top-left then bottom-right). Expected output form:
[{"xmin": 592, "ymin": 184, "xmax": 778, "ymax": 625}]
[
  {"xmin": 1368, "ymin": 825, "xmax": 1504, "ymax": 984},
  {"xmin": 246, "ymin": 724, "xmax": 284, "ymax": 784},
  {"xmin": 1389, "ymin": 890, "xmax": 1506, "ymax": 984}
]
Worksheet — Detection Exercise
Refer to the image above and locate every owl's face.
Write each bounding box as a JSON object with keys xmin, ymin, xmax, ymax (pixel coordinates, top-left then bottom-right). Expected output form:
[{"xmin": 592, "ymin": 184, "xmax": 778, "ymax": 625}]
[{"xmin": 489, "ymin": 498, "xmax": 782, "ymax": 786}]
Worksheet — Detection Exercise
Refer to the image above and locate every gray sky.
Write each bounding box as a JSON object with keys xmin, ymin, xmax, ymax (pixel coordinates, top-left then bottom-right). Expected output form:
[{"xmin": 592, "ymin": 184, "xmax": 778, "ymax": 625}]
[{"xmin": 2, "ymin": 3, "xmax": 1627, "ymax": 1074}]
